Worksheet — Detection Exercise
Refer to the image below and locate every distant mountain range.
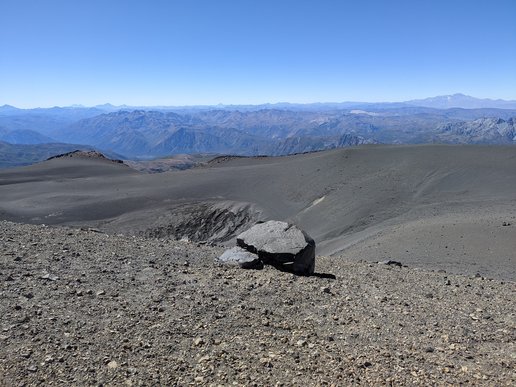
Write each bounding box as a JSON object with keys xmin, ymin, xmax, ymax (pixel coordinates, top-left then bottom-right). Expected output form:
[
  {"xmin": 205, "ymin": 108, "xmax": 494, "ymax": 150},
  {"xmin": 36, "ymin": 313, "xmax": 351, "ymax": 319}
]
[
  {"xmin": 0, "ymin": 141, "xmax": 95, "ymax": 168},
  {"xmin": 436, "ymin": 117, "xmax": 516, "ymax": 144},
  {"xmin": 0, "ymin": 94, "xmax": 515, "ymax": 167},
  {"xmin": 405, "ymin": 94, "xmax": 516, "ymax": 109},
  {"xmin": 0, "ymin": 128, "xmax": 55, "ymax": 144},
  {"xmin": 2, "ymin": 93, "xmax": 516, "ymax": 113},
  {"xmin": 52, "ymin": 110, "xmax": 375, "ymax": 157}
]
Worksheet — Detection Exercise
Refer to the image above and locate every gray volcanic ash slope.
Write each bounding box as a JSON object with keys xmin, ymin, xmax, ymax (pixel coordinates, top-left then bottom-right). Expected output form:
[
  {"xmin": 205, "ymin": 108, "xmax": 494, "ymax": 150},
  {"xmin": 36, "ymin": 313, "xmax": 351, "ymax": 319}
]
[
  {"xmin": 0, "ymin": 221, "xmax": 514, "ymax": 386},
  {"xmin": 0, "ymin": 144, "xmax": 515, "ymax": 280}
]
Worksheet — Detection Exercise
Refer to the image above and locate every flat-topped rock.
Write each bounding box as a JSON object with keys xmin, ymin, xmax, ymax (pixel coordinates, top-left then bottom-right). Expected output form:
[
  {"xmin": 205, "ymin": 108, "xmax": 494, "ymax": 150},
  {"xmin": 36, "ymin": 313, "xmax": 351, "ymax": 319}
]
[
  {"xmin": 216, "ymin": 246, "xmax": 263, "ymax": 269},
  {"xmin": 237, "ymin": 221, "xmax": 315, "ymax": 275}
]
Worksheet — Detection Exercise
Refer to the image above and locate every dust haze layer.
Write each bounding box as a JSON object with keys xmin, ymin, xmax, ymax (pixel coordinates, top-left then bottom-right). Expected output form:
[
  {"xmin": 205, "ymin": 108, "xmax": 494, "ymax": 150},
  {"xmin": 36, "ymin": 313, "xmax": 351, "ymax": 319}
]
[{"xmin": 0, "ymin": 145, "xmax": 514, "ymax": 280}]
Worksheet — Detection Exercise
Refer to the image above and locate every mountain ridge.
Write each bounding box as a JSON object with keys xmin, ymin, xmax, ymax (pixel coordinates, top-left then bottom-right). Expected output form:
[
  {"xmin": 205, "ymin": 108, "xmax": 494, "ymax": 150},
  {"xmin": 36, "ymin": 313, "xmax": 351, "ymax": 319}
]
[
  {"xmin": 0, "ymin": 96, "xmax": 515, "ymax": 164},
  {"xmin": 406, "ymin": 93, "xmax": 516, "ymax": 109},
  {"xmin": 3, "ymin": 93, "xmax": 516, "ymax": 112}
]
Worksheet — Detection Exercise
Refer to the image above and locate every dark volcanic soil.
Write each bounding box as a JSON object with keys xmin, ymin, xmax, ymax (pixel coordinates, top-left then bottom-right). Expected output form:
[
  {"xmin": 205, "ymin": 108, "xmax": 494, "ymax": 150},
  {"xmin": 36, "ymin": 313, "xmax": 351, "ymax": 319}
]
[
  {"xmin": 1, "ymin": 221, "xmax": 514, "ymax": 386},
  {"xmin": 1, "ymin": 145, "xmax": 515, "ymax": 280}
]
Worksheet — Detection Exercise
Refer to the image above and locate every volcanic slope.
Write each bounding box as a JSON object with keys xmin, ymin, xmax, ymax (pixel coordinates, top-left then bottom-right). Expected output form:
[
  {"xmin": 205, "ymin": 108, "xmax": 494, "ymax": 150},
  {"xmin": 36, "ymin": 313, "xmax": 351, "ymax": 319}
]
[
  {"xmin": 1, "ymin": 221, "xmax": 514, "ymax": 386},
  {"xmin": 0, "ymin": 144, "xmax": 515, "ymax": 279}
]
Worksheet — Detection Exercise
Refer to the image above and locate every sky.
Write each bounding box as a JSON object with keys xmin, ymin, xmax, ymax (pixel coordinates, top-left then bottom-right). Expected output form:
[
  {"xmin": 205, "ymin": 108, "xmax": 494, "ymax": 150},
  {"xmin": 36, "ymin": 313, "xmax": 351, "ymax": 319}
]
[{"xmin": 1, "ymin": 0, "xmax": 515, "ymax": 108}]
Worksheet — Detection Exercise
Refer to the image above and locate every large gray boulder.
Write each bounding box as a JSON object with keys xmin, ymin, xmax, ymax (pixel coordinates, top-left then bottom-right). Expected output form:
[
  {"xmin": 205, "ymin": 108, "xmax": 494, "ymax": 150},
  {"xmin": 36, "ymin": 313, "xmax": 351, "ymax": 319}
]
[
  {"xmin": 236, "ymin": 221, "xmax": 315, "ymax": 275},
  {"xmin": 216, "ymin": 246, "xmax": 263, "ymax": 269}
]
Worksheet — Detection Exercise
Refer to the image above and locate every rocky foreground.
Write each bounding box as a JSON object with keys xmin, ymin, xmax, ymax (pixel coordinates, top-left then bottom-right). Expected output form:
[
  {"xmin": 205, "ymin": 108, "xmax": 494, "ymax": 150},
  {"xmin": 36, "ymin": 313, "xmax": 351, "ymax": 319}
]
[{"xmin": 0, "ymin": 221, "xmax": 514, "ymax": 386}]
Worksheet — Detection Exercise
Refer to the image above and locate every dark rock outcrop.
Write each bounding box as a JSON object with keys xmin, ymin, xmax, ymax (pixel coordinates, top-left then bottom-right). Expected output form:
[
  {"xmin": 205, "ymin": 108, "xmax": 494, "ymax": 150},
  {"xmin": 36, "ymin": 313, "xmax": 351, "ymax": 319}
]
[
  {"xmin": 235, "ymin": 220, "xmax": 315, "ymax": 275},
  {"xmin": 142, "ymin": 202, "xmax": 258, "ymax": 243},
  {"xmin": 47, "ymin": 150, "xmax": 124, "ymax": 163}
]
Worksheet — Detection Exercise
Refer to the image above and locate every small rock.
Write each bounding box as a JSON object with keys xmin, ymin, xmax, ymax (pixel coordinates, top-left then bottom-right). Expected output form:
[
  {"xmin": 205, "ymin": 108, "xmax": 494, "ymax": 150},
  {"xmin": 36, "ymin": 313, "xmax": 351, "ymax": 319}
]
[
  {"xmin": 27, "ymin": 364, "xmax": 38, "ymax": 372},
  {"xmin": 216, "ymin": 246, "xmax": 263, "ymax": 269},
  {"xmin": 40, "ymin": 273, "xmax": 59, "ymax": 281},
  {"xmin": 107, "ymin": 360, "xmax": 118, "ymax": 369},
  {"xmin": 320, "ymin": 286, "xmax": 331, "ymax": 294},
  {"xmin": 193, "ymin": 337, "xmax": 204, "ymax": 346},
  {"xmin": 379, "ymin": 260, "xmax": 402, "ymax": 267}
]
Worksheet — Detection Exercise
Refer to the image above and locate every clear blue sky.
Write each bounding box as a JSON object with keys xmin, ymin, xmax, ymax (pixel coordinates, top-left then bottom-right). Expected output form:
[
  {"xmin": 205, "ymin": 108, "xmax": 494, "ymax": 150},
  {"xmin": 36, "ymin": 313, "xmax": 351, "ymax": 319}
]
[{"xmin": 1, "ymin": 0, "xmax": 515, "ymax": 108}]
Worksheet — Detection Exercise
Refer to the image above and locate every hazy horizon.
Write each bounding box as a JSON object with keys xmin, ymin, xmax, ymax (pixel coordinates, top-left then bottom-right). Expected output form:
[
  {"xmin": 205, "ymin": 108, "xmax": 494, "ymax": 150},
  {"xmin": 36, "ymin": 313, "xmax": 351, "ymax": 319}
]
[
  {"xmin": 2, "ymin": 92, "xmax": 516, "ymax": 110},
  {"xmin": 1, "ymin": 0, "xmax": 515, "ymax": 108}
]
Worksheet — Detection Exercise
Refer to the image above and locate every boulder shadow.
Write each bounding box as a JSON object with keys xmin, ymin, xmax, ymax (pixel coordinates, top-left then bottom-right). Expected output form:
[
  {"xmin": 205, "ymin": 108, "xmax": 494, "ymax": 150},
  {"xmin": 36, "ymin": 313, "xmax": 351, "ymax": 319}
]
[{"xmin": 265, "ymin": 259, "xmax": 336, "ymax": 279}]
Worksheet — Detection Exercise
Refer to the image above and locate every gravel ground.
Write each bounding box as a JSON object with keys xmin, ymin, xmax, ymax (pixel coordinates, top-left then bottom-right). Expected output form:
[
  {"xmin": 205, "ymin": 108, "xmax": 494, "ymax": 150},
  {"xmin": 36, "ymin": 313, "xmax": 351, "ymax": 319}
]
[{"xmin": 0, "ymin": 221, "xmax": 515, "ymax": 386}]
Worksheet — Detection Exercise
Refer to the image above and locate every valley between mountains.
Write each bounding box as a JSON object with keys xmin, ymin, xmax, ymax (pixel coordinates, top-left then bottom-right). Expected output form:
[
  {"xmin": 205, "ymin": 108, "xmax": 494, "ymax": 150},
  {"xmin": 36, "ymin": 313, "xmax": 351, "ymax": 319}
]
[{"xmin": 1, "ymin": 98, "xmax": 516, "ymax": 168}]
